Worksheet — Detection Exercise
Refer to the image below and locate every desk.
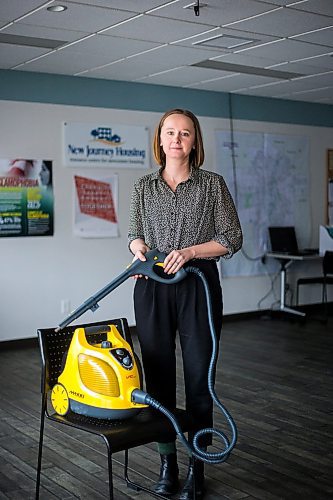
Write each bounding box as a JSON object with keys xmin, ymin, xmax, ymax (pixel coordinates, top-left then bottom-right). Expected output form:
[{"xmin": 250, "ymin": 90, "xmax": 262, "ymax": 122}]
[{"xmin": 266, "ymin": 252, "xmax": 321, "ymax": 317}]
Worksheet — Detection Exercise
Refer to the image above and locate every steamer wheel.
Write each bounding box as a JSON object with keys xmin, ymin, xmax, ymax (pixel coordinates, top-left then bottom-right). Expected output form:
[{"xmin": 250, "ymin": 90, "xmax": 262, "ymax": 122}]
[{"xmin": 51, "ymin": 383, "xmax": 69, "ymax": 415}]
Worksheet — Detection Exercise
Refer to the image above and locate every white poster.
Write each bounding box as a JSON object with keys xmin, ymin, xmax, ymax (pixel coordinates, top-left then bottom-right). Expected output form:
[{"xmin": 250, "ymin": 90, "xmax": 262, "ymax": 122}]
[
  {"xmin": 64, "ymin": 122, "xmax": 150, "ymax": 169},
  {"xmin": 74, "ymin": 173, "xmax": 119, "ymax": 238}
]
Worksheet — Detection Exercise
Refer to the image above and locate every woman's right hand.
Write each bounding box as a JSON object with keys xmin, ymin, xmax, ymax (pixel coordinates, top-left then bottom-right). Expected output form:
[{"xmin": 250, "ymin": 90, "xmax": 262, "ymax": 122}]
[{"xmin": 131, "ymin": 246, "xmax": 149, "ymax": 279}]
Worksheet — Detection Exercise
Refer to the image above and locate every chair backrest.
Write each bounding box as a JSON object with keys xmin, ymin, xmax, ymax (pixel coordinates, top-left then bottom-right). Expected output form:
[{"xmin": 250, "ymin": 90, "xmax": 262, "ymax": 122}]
[
  {"xmin": 323, "ymin": 251, "xmax": 333, "ymax": 276},
  {"xmin": 37, "ymin": 318, "xmax": 132, "ymax": 394}
]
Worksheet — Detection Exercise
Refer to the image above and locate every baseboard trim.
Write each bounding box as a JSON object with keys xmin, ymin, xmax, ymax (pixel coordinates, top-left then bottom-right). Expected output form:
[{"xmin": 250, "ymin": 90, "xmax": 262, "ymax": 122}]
[
  {"xmin": 0, "ymin": 337, "xmax": 39, "ymax": 350},
  {"xmin": 223, "ymin": 310, "xmax": 269, "ymax": 322}
]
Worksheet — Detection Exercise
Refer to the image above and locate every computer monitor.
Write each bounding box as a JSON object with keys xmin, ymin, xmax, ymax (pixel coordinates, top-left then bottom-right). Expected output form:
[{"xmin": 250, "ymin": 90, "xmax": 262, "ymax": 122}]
[{"xmin": 268, "ymin": 226, "xmax": 299, "ymax": 254}]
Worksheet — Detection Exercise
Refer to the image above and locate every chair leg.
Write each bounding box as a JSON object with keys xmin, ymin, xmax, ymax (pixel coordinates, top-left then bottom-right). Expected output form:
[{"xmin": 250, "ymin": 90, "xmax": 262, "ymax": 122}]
[
  {"xmin": 123, "ymin": 449, "xmax": 170, "ymax": 499},
  {"xmin": 323, "ymin": 282, "xmax": 328, "ymax": 322},
  {"xmin": 35, "ymin": 394, "xmax": 47, "ymax": 499},
  {"xmin": 124, "ymin": 449, "xmax": 140, "ymax": 492},
  {"xmin": 104, "ymin": 440, "xmax": 114, "ymax": 500}
]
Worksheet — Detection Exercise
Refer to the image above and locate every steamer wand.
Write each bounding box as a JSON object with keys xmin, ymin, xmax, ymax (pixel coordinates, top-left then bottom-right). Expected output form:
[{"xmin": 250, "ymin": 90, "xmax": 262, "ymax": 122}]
[{"xmin": 56, "ymin": 249, "xmax": 186, "ymax": 331}]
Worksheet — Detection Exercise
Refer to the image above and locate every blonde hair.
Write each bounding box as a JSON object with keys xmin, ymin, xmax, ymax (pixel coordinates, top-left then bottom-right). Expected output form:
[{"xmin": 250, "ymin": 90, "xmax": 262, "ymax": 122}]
[{"xmin": 153, "ymin": 109, "xmax": 205, "ymax": 168}]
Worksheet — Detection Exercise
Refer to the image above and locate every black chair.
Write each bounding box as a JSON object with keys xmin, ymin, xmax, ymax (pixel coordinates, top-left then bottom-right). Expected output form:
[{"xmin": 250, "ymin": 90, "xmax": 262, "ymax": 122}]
[
  {"xmin": 36, "ymin": 318, "xmax": 191, "ymax": 499},
  {"xmin": 296, "ymin": 251, "xmax": 333, "ymax": 318}
]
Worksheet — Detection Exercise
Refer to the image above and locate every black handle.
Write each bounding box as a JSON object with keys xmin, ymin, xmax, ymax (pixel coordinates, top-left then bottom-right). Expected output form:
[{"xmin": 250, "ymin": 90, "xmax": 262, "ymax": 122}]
[{"xmin": 128, "ymin": 249, "xmax": 187, "ymax": 284}]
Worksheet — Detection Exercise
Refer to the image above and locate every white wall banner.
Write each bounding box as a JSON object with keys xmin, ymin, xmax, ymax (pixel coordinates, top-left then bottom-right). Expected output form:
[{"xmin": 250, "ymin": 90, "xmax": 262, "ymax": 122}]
[
  {"xmin": 64, "ymin": 122, "xmax": 150, "ymax": 168},
  {"xmin": 74, "ymin": 173, "xmax": 119, "ymax": 238}
]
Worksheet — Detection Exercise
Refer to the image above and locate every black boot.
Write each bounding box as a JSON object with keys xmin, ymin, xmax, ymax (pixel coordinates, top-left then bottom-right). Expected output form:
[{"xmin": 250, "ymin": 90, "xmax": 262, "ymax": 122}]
[
  {"xmin": 154, "ymin": 453, "xmax": 179, "ymax": 496},
  {"xmin": 179, "ymin": 458, "xmax": 205, "ymax": 500}
]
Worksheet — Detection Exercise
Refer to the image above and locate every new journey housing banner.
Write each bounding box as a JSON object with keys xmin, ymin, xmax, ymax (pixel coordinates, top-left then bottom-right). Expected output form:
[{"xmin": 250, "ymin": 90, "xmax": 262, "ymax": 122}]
[{"xmin": 0, "ymin": 159, "xmax": 54, "ymax": 237}]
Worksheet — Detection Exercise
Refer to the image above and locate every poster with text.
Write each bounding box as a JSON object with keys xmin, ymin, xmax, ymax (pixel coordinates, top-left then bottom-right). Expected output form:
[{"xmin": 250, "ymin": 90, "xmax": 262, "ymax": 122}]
[
  {"xmin": 74, "ymin": 174, "xmax": 119, "ymax": 238},
  {"xmin": 64, "ymin": 122, "xmax": 150, "ymax": 169},
  {"xmin": 0, "ymin": 159, "xmax": 54, "ymax": 237}
]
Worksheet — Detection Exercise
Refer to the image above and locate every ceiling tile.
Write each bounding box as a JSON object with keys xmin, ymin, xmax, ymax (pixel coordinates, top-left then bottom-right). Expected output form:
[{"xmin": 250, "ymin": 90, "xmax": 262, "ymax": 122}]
[
  {"xmin": 137, "ymin": 65, "xmax": 233, "ymax": 86},
  {"xmin": 18, "ymin": 2, "xmax": 137, "ymax": 32},
  {"xmin": 82, "ymin": 59, "xmax": 151, "ymax": 81},
  {"xmin": 15, "ymin": 48, "xmax": 111, "ymax": 74},
  {"xmin": 57, "ymin": 35, "xmax": 160, "ymax": 58},
  {"xmin": 254, "ymin": 0, "xmax": 293, "ymax": 4},
  {"xmin": 288, "ymin": 87, "xmax": 333, "ymax": 101},
  {"xmin": 187, "ymin": 73, "xmax": 281, "ymax": 92},
  {"xmin": 237, "ymin": 39, "xmax": 332, "ymax": 63},
  {"xmin": 289, "ymin": 0, "xmax": 333, "ymax": 17},
  {"xmin": 0, "ymin": 0, "xmax": 48, "ymax": 21},
  {"xmin": 290, "ymin": 54, "xmax": 333, "ymax": 71},
  {"xmin": 148, "ymin": 0, "xmax": 278, "ymax": 26},
  {"xmin": 66, "ymin": 0, "xmax": 168, "ymax": 12},
  {"xmin": 291, "ymin": 26, "xmax": 333, "ymax": 48},
  {"xmin": 268, "ymin": 60, "xmax": 333, "ymax": 75},
  {"xmin": 102, "ymin": 15, "xmax": 215, "ymax": 43},
  {"xmin": 213, "ymin": 52, "xmax": 282, "ymax": 69},
  {"xmin": 251, "ymin": 71, "xmax": 333, "ymax": 94},
  {"xmin": 0, "ymin": 43, "xmax": 50, "ymax": 68},
  {"xmin": 225, "ymin": 7, "xmax": 333, "ymax": 37},
  {"xmin": 235, "ymin": 82, "xmax": 291, "ymax": 98},
  {"xmin": 81, "ymin": 44, "xmax": 224, "ymax": 79}
]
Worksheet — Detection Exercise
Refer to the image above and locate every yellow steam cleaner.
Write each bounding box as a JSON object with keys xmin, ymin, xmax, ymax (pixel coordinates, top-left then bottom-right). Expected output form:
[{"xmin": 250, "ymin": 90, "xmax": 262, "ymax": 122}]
[
  {"xmin": 51, "ymin": 323, "xmax": 146, "ymax": 419},
  {"xmin": 55, "ymin": 249, "xmax": 237, "ymax": 464}
]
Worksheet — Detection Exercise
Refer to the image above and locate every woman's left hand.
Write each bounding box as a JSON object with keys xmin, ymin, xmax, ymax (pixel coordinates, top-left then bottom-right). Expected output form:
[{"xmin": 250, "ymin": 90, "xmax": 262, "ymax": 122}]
[{"xmin": 163, "ymin": 248, "xmax": 194, "ymax": 274}]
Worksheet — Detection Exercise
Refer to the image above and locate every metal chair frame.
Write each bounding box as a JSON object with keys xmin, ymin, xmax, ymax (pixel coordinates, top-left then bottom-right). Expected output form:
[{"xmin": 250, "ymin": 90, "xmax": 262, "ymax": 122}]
[{"xmin": 296, "ymin": 251, "xmax": 333, "ymax": 318}]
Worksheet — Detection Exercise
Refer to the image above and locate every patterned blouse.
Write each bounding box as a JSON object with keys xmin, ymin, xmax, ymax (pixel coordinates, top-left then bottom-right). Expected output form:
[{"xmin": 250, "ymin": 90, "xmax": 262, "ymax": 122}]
[{"xmin": 128, "ymin": 166, "xmax": 242, "ymax": 259}]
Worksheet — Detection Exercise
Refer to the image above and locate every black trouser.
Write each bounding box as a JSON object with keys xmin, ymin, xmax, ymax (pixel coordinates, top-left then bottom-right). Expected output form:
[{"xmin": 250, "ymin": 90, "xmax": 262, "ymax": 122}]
[{"xmin": 134, "ymin": 259, "xmax": 223, "ymax": 446}]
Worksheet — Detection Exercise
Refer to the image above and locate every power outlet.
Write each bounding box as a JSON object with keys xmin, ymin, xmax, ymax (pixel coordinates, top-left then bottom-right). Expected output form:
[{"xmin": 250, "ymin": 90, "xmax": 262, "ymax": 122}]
[{"xmin": 61, "ymin": 299, "xmax": 71, "ymax": 314}]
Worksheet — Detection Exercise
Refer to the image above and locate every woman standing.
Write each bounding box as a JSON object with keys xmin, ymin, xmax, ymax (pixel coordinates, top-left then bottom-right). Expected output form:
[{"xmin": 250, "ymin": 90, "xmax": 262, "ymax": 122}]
[{"xmin": 128, "ymin": 109, "xmax": 242, "ymax": 499}]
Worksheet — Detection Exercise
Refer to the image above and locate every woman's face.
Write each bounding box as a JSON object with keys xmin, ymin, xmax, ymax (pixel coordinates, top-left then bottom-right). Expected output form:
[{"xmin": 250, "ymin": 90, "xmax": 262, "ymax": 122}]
[
  {"xmin": 39, "ymin": 163, "xmax": 50, "ymax": 185},
  {"xmin": 160, "ymin": 113, "xmax": 195, "ymax": 163}
]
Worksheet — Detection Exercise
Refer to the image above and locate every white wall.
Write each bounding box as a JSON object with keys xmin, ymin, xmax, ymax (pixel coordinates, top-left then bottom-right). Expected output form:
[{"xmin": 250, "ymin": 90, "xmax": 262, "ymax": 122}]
[{"xmin": 0, "ymin": 100, "xmax": 331, "ymax": 341}]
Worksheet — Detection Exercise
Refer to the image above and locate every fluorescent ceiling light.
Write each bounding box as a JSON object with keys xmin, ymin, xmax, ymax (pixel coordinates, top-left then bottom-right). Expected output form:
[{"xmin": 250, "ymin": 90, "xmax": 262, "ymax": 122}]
[
  {"xmin": 0, "ymin": 33, "xmax": 65, "ymax": 49},
  {"xmin": 191, "ymin": 59, "xmax": 303, "ymax": 79}
]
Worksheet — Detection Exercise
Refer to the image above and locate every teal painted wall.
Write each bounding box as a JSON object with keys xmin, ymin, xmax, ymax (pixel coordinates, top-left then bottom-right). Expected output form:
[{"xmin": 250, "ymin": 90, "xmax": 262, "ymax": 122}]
[{"xmin": 0, "ymin": 69, "xmax": 332, "ymax": 127}]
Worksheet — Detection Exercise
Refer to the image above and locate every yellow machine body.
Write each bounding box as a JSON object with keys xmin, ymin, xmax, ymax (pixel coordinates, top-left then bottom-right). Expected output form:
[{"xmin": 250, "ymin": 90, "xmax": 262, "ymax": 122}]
[{"xmin": 51, "ymin": 324, "xmax": 147, "ymax": 419}]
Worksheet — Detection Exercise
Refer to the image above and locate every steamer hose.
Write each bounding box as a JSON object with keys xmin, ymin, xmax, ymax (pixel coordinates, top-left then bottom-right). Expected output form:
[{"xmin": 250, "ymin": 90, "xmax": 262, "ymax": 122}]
[{"xmin": 132, "ymin": 265, "xmax": 237, "ymax": 464}]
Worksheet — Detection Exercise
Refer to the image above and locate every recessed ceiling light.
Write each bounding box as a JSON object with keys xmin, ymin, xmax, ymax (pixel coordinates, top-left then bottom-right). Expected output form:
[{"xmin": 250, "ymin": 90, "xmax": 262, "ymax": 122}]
[{"xmin": 47, "ymin": 5, "xmax": 67, "ymax": 12}]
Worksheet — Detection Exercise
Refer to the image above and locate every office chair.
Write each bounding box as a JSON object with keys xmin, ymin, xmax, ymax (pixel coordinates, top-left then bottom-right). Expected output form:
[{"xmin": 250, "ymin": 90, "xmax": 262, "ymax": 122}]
[
  {"xmin": 36, "ymin": 318, "xmax": 191, "ymax": 499},
  {"xmin": 296, "ymin": 251, "xmax": 333, "ymax": 319}
]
